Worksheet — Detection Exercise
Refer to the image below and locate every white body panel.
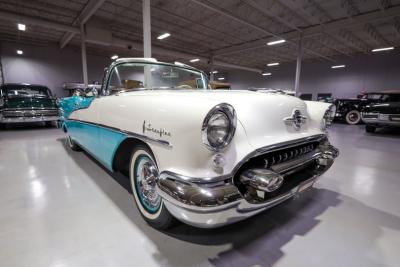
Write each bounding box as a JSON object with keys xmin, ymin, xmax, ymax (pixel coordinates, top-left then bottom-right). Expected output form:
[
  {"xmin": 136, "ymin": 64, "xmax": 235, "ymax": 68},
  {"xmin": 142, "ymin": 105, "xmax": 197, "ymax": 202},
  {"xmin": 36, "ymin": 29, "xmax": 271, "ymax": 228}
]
[{"xmin": 69, "ymin": 90, "xmax": 330, "ymax": 178}]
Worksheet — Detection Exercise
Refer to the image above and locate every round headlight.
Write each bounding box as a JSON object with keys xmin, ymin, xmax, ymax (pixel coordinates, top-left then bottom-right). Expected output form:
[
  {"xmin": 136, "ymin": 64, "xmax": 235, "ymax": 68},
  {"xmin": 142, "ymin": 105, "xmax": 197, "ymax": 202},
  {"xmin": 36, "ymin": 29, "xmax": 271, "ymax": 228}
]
[{"xmin": 202, "ymin": 103, "xmax": 236, "ymax": 151}]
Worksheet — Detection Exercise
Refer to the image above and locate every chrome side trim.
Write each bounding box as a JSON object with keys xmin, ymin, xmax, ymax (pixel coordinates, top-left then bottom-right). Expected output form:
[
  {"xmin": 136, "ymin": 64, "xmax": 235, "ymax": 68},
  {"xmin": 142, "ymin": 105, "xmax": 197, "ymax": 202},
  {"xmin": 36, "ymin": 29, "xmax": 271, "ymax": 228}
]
[{"xmin": 66, "ymin": 119, "xmax": 172, "ymax": 148}]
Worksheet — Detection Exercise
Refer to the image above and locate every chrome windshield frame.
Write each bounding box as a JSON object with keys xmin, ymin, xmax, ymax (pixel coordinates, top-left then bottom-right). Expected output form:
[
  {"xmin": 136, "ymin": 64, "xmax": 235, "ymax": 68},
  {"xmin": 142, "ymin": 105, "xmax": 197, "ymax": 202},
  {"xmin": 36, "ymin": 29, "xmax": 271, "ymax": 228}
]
[{"xmin": 100, "ymin": 58, "xmax": 209, "ymax": 96}]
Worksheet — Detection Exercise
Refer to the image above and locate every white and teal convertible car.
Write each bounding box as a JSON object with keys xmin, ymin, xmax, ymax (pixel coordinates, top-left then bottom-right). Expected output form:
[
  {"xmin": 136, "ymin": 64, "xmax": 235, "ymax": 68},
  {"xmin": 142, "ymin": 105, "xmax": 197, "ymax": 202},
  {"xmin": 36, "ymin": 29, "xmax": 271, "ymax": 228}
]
[{"xmin": 60, "ymin": 58, "xmax": 338, "ymax": 229}]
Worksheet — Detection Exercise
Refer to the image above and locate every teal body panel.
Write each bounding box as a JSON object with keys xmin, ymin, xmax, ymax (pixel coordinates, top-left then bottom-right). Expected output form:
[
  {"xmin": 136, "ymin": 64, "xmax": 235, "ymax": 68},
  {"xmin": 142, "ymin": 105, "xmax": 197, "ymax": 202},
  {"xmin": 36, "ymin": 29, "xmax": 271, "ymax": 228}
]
[
  {"xmin": 59, "ymin": 96, "xmax": 94, "ymax": 120},
  {"xmin": 66, "ymin": 120, "xmax": 126, "ymax": 171}
]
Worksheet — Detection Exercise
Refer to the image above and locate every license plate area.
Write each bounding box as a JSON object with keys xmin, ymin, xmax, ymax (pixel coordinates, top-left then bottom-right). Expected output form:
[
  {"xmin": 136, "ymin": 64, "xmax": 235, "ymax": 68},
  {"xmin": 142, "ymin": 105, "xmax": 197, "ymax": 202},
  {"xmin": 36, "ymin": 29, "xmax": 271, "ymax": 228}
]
[{"xmin": 379, "ymin": 114, "xmax": 389, "ymax": 121}]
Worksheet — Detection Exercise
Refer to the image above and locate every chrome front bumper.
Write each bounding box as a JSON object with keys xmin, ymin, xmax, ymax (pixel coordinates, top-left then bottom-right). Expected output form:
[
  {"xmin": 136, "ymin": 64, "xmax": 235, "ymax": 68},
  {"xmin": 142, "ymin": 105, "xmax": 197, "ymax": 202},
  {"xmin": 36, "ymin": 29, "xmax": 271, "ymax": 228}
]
[
  {"xmin": 362, "ymin": 112, "xmax": 400, "ymax": 126},
  {"xmin": 157, "ymin": 137, "xmax": 339, "ymax": 228}
]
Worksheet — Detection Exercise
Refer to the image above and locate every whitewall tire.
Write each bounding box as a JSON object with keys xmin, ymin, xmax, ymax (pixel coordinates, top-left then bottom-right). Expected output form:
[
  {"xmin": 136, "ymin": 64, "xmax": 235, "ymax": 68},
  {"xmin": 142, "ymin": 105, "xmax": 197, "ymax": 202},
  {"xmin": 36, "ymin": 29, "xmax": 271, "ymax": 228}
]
[
  {"xmin": 129, "ymin": 145, "xmax": 175, "ymax": 229},
  {"xmin": 345, "ymin": 110, "xmax": 361, "ymax": 125}
]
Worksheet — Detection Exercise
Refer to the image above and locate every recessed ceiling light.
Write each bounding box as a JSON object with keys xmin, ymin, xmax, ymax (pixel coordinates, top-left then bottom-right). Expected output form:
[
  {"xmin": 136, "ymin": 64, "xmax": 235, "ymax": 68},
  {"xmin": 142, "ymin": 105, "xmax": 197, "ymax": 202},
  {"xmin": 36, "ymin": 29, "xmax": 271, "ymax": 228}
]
[
  {"xmin": 267, "ymin": 62, "xmax": 279, "ymax": 66},
  {"xmin": 331, "ymin": 65, "xmax": 345, "ymax": 69},
  {"xmin": 17, "ymin": 50, "xmax": 23, "ymax": 55},
  {"xmin": 371, "ymin": 47, "xmax": 394, "ymax": 52},
  {"xmin": 267, "ymin": 39, "xmax": 286, "ymax": 46},
  {"xmin": 190, "ymin": 58, "xmax": 200, "ymax": 63},
  {"xmin": 218, "ymin": 77, "xmax": 225, "ymax": 81},
  {"xmin": 111, "ymin": 55, "xmax": 118, "ymax": 60},
  {"xmin": 210, "ymin": 70, "xmax": 218, "ymax": 74},
  {"xmin": 18, "ymin": 23, "xmax": 26, "ymax": 31},
  {"xmin": 157, "ymin": 33, "xmax": 171, "ymax": 40},
  {"xmin": 262, "ymin": 72, "xmax": 271, "ymax": 76}
]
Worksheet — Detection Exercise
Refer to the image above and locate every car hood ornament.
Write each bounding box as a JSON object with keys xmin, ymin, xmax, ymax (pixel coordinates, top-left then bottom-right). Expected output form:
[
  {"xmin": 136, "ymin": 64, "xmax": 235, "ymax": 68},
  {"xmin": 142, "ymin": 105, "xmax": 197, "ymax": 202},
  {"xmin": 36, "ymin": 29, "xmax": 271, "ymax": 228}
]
[{"xmin": 284, "ymin": 109, "xmax": 307, "ymax": 130}]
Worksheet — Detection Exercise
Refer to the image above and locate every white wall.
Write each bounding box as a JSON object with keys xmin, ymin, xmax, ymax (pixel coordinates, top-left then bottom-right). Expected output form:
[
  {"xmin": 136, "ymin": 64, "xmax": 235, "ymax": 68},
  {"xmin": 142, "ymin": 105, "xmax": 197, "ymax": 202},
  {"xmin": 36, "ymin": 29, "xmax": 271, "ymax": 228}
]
[
  {"xmin": 227, "ymin": 51, "xmax": 400, "ymax": 99},
  {"xmin": 1, "ymin": 42, "xmax": 109, "ymax": 97}
]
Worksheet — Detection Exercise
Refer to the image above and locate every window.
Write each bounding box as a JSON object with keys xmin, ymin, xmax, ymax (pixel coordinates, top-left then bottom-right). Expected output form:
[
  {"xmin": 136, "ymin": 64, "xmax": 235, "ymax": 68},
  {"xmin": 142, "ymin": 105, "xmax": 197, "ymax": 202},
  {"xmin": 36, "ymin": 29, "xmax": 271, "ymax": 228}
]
[
  {"xmin": 107, "ymin": 62, "xmax": 208, "ymax": 95},
  {"xmin": 299, "ymin": 93, "xmax": 312, "ymax": 100},
  {"xmin": 384, "ymin": 94, "xmax": 400, "ymax": 102},
  {"xmin": 4, "ymin": 86, "xmax": 51, "ymax": 98}
]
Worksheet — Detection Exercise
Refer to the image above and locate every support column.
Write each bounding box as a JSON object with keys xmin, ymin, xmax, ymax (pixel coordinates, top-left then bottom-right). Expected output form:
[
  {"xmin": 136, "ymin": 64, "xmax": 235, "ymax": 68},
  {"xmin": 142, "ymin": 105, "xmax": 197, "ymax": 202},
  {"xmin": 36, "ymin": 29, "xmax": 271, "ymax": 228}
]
[
  {"xmin": 209, "ymin": 56, "xmax": 214, "ymax": 82},
  {"xmin": 294, "ymin": 37, "xmax": 302, "ymax": 96},
  {"xmin": 80, "ymin": 24, "xmax": 88, "ymax": 88},
  {"xmin": 143, "ymin": 0, "xmax": 151, "ymax": 58},
  {"xmin": 143, "ymin": 0, "xmax": 152, "ymax": 87}
]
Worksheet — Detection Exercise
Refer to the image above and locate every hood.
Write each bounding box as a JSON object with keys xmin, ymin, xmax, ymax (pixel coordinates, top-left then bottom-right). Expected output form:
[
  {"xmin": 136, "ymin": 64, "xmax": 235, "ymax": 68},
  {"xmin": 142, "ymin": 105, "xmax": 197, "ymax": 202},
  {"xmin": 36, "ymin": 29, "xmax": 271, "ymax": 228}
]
[
  {"xmin": 121, "ymin": 90, "xmax": 325, "ymax": 149},
  {"xmin": 5, "ymin": 97, "xmax": 56, "ymax": 109}
]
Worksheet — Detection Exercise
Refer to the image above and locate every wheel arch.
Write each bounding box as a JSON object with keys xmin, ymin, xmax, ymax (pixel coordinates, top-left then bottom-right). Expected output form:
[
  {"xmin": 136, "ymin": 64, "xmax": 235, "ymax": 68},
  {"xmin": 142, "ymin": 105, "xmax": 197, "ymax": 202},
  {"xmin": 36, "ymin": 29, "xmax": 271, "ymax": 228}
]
[{"xmin": 112, "ymin": 137, "xmax": 156, "ymax": 176}]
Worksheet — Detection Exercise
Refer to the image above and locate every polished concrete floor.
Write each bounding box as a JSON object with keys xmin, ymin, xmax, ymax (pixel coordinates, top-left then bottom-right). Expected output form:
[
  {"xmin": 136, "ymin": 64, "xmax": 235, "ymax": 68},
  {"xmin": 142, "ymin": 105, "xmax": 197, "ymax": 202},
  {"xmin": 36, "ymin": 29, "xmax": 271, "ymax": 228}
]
[{"xmin": 0, "ymin": 124, "xmax": 400, "ymax": 267}]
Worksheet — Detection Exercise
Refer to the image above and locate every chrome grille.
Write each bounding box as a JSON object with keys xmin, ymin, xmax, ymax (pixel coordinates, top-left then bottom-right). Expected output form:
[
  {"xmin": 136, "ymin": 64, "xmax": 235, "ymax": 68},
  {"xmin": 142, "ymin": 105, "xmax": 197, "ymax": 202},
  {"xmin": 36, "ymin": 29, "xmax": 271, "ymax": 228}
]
[
  {"xmin": 263, "ymin": 142, "xmax": 318, "ymax": 169},
  {"xmin": 3, "ymin": 109, "xmax": 59, "ymax": 117}
]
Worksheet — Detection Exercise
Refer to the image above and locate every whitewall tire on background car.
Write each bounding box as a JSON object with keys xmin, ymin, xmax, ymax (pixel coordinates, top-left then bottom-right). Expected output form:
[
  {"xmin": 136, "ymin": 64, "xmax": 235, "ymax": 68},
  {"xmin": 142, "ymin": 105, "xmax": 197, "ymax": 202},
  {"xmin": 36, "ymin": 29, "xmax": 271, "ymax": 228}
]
[
  {"xmin": 345, "ymin": 110, "xmax": 361, "ymax": 124},
  {"xmin": 129, "ymin": 146, "xmax": 175, "ymax": 229}
]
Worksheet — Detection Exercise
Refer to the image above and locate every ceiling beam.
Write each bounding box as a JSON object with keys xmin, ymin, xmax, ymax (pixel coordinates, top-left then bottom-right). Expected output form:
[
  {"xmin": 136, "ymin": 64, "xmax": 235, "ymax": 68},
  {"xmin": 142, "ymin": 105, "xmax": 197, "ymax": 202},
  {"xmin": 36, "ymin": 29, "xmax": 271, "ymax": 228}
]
[
  {"xmin": 0, "ymin": 10, "xmax": 80, "ymax": 34},
  {"xmin": 363, "ymin": 23, "xmax": 391, "ymax": 46},
  {"xmin": 279, "ymin": 0, "xmax": 360, "ymax": 56},
  {"xmin": 188, "ymin": 0, "xmax": 333, "ymax": 62},
  {"xmin": 0, "ymin": 9, "xmax": 261, "ymax": 73},
  {"xmin": 59, "ymin": 0, "xmax": 106, "ymax": 49},
  {"xmin": 211, "ymin": 5, "xmax": 400, "ymax": 57},
  {"xmin": 376, "ymin": 0, "xmax": 391, "ymax": 10},
  {"xmin": 394, "ymin": 17, "xmax": 400, "ymax": 37},
  {"xmin": 242, "ymin": 0, "xmax": 351, "ymax": 57}
]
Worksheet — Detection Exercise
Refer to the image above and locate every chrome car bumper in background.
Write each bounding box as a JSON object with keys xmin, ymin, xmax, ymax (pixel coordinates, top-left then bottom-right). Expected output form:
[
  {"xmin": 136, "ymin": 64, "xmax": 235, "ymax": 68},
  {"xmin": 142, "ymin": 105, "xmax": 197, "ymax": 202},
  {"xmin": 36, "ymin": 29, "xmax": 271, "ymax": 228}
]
[
  {"xmin": 0, "ymin": 109, "xmax": 59, "ymax": 123},
  {"xmin": 157, "ymin": 136, "xmax": 339, "ymax": 228},
  {"xmin": 362, "ymin": 112, "xmax": 400, "ymax": 126}
]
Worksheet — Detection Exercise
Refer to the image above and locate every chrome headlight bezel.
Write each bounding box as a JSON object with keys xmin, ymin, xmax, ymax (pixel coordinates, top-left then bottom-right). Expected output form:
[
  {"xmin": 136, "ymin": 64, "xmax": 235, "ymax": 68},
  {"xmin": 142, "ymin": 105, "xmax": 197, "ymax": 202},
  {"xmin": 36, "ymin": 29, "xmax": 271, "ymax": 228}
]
[
  {"xmin": 322, "ymin": 104, "xmax": 335, "ymax": 131},
  {"xmin": 202, "ymin": 103, "xmax": 237, "ymax": 151}
]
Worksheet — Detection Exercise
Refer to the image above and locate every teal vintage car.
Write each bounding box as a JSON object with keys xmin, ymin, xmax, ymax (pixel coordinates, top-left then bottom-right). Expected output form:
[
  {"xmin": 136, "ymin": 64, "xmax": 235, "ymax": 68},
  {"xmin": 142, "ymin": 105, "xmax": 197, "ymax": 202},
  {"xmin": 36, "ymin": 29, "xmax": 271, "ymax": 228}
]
[{"xmin": 0, "ymin": 83, "xmax": 59, "ymax": 127}]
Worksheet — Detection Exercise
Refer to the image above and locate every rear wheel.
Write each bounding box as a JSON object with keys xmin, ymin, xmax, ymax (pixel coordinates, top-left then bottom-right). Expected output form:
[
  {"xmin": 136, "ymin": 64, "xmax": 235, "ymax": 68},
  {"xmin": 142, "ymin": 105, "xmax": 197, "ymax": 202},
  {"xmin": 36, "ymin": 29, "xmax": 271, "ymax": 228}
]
[
  {"xmin": 345, "ymin": 110, "xmax": 361, "ymax": 125},
  {"xmin": 67, "ymin": 135, "xmax": 82, "ymax": 151},
  {"xmin": 0, "ymin": 123, "xmax": 6, "ymax": 130},
  {"xmin": 366, "ymin": 125, "xmax": 376, "ymax": 133},
  {"xmin": 129, "ymin": 145, "xmax": 176, "ymax": 229}
]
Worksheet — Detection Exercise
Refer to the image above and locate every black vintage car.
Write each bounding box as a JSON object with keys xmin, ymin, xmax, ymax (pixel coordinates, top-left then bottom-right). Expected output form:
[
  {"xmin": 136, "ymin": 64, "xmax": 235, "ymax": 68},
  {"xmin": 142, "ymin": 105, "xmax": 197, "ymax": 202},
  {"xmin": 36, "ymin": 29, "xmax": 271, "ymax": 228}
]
[
  {"xmin": 334, "ymin": 92, "xmax": 399, "ymax": 125},
  {"xmin": 361, "ymin": 91, "xmax": 400, "ymax": 133},
  {"xmin": 0, "ymin": 83, "xmax": 59, "ymax": 128}
]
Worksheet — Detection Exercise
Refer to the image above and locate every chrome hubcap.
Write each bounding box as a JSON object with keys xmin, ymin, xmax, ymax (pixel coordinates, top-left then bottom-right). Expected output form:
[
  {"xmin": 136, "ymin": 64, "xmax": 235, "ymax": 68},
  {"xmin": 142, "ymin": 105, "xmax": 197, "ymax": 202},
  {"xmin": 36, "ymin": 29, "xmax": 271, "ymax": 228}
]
[
  {"xmin": 135, "ymin": 156, "xmax": 161, "ymax": 213},
  {"xmin": 349, "ymin": 113, "xmax": 358, "ymax": 122}
]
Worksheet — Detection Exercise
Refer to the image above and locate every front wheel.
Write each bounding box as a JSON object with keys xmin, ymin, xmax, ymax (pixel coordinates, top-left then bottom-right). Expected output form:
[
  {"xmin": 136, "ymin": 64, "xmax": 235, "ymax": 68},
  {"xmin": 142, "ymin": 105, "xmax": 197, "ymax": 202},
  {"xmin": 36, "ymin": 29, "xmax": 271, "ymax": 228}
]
[
  {"xmin": 345, "ymin": 110, "xmax": 361, "ymax": 125},
  {"xmin": 366, "ymin": 125, "xmax": 376, "ymax": 133},
  {"xmin": 129, "ymin": 146, "xmax": 176, "ymax": 229}
]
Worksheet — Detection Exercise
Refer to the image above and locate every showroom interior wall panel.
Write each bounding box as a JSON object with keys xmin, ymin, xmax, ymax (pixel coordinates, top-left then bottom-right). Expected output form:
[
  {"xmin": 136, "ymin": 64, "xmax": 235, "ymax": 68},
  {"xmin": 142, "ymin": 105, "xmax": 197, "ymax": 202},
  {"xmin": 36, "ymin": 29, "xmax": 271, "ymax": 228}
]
[
  {"xmin": 1, "ymin": 42, "xmax": 109, "ymax": 97},
  {"xmin": 228, "ymin": 52, "xmax": 400, "ymax": 99}
]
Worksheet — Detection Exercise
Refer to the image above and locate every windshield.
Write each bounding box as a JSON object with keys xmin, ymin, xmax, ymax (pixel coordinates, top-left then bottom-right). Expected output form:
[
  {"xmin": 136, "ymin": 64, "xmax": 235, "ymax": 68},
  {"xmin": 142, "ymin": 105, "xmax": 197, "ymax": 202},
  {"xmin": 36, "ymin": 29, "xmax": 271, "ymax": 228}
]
[
  {"xmin": 107, "ymin": 62, "xmax": 208, "ymax": 94},
  {"xmin": 362, "ymin": 94, "xmax": 382, "ymax": 100},
  {"xmin": 4, "ymin": 86, "xmax": 51, "ymax": 98}
]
